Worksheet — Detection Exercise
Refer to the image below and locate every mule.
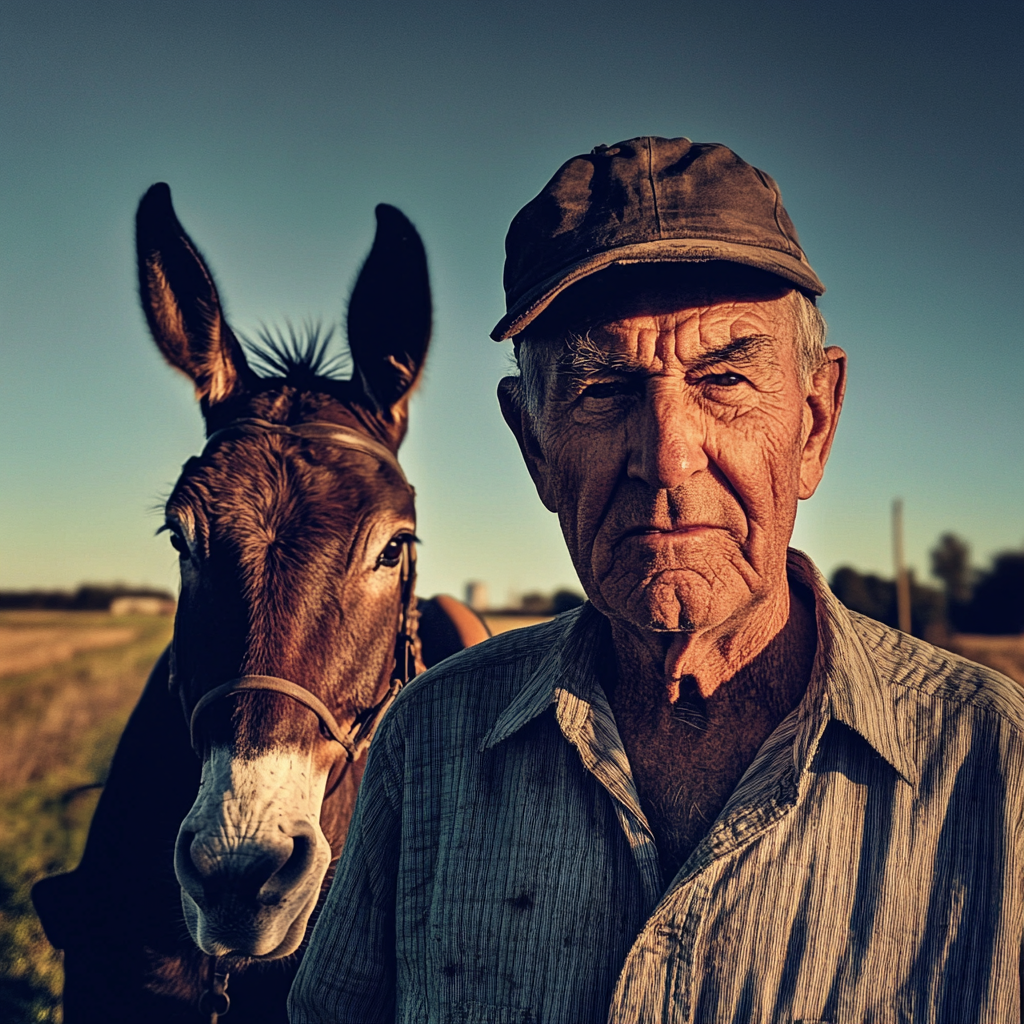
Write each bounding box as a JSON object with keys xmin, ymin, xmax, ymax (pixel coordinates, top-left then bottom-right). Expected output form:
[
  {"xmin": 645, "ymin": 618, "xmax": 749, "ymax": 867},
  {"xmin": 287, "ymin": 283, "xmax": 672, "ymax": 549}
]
[{"xmin": 32, "ymin": 184, "xmax": 488, "ymax": 1022}]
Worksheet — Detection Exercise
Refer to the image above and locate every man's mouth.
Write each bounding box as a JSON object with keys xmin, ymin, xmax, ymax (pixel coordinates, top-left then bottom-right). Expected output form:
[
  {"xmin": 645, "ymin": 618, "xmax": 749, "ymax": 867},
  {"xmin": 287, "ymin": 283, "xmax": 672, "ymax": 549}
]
[
  {"xmin": 609, "ymin": 524, "xmax": 728, "ymax": 555},
  {"xmin": 621, "ymin": 524, "xmax": 721, "ymax": 539}
]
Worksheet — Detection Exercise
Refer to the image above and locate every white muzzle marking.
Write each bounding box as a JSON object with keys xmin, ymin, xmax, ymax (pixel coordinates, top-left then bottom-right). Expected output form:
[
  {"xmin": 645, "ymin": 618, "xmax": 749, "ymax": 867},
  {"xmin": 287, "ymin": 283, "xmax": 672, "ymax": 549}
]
[{"xmin": 175, "ymin": 744, "xmax": 332, "ymax": 958}]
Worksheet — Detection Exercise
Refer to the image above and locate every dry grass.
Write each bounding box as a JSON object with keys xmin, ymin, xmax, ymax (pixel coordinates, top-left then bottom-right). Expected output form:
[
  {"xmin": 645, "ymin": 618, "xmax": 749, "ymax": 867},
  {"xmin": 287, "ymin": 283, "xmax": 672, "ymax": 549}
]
[
  {"xmin": 0, "ymin": 611, "xmax": 173, "ymax": 1023},
  {"xmin": 0, "ymin": 621, "xmax": 139, "ymax": 678}
]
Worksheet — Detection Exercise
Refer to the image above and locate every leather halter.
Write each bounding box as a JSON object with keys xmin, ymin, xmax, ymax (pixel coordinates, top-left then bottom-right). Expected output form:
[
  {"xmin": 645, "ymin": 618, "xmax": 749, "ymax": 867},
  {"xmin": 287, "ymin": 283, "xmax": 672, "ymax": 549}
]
[
  {"xmin": 202, "ymin": 417, "xmax": 409, "ymax": 485},
  {"xmin": 182, "ymin": 418, "xmax": 417, "ymax": 763}
]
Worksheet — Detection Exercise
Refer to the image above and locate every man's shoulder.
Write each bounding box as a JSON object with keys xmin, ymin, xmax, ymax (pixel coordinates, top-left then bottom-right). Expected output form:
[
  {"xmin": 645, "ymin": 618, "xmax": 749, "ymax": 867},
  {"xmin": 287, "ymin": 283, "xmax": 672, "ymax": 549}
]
[
  {"xmin": 849, "ymin": 611, "xmax": 1024, "ymax": 730},
  {"xmin": 386, "ymin": 612, "xmax": 573, "ymax": 722}
]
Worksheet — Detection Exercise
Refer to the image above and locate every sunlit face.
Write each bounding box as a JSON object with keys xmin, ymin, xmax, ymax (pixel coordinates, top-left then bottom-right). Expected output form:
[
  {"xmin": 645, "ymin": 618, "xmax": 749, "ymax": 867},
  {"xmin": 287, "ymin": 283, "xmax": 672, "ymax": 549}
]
[{"xmin": 502, "ymin": 282, "xmax": 844, "ymax": 636}]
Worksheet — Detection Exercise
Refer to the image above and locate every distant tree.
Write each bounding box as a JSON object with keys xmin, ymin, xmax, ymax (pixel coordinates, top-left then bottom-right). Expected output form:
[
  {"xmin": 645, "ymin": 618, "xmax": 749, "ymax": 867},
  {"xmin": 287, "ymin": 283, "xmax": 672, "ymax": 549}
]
[
  {"xmin": 930, "ymin": 533, "xmax": 977, "ymax": 632},
  {"xmin": 551, "ymin": 589, "xmax": 585, "ymax": 614},
  {"xmin": 831, "ymin": 567, "xmax": 895, "ymax": 624},
  {"xmin": 830, "ymin": 566, "xmax": 946, "ymax": 639},
  {"xmin": 931, "ymin": 533, "xmax": 974, "ymax": 603},
  {"xmin": 829, "ymin": 538, "xmax": 1024, "ymax": 638},
  {"xmin": 965, "ymin": 552, "xmax": 1024, "ymax": 635},
  {"xmin": 0, "ymin": 584, "xmax": 174, "ymax": 611}
]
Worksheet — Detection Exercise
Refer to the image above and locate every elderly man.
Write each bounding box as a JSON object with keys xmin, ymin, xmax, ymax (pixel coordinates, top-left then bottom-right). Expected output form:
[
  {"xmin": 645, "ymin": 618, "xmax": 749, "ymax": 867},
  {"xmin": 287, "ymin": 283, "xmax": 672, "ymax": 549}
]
[{"xmin": 289, "ymin": 138, "xmax": 1024, "ymax": 1023}]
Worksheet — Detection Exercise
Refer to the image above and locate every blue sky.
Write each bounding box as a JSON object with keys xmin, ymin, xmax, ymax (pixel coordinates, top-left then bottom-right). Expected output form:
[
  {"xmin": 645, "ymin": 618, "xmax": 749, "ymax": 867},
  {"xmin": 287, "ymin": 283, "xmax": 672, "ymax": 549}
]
[{"xmin": 1, "ymin": 0, "xmax": 1021, "ymax": 605}]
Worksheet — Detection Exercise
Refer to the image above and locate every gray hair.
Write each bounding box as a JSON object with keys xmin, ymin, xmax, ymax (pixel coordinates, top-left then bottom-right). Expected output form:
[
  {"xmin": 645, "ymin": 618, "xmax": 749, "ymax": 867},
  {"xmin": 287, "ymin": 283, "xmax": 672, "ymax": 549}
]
[{"xmin": 510, "ymin": 290, "xmax": 827, "ymax": 420}]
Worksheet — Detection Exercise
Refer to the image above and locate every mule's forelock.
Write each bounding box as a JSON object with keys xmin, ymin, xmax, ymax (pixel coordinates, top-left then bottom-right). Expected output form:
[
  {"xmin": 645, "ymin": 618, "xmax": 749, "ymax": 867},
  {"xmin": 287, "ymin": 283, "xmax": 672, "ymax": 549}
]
[{"xmin": 241, "ymin": 322, "xmax": 354, "ymax": 387}]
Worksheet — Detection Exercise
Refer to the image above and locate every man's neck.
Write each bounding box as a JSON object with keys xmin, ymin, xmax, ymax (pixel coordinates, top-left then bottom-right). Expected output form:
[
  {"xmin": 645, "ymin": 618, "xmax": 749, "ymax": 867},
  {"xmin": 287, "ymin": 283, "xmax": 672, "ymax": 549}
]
[
  {"xmin": 603, "ymin": 583, "xmax": 818, "ymax": 880},
  {"xmin": 609, "ymin": 584, "xmax": 800, "ymax": 704}
]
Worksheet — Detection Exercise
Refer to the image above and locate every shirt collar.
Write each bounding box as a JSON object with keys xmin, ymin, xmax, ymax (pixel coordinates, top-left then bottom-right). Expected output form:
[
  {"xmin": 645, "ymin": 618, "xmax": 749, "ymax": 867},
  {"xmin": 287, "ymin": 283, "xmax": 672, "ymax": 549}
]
[
  {"xmin": 788, "ymin": 549, "xmax": 919, "ymax": 788},
  {"xmin": 481, "ymin": 550, "xmax": 919, "ymax": 789},
  {"xmin": 479, "ymin": 603, "xmax": 606, "ymax": 751}
]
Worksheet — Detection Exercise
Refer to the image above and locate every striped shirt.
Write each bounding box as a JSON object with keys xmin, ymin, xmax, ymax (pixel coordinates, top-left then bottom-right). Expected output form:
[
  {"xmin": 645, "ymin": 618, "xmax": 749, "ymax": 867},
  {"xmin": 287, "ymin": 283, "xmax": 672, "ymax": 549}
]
[{"xmin": 289, "ymin": 550, "xmax": 1024, "ymax": 1023}]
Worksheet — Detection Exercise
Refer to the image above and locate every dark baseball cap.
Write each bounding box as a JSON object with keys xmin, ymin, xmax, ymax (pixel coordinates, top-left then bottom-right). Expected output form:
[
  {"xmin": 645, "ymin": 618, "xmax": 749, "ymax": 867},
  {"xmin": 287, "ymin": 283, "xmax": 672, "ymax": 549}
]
[{"xmin": 490, "ymin": 136, "xmax": 824, "ymax": 341}]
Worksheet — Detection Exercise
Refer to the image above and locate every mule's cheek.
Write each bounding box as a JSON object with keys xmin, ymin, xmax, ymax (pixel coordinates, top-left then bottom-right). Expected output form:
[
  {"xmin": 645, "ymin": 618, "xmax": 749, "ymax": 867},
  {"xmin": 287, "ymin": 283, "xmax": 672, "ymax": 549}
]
[{"xmin": 175, "ymin": 745, "xmax": 333, "ymax": 958}]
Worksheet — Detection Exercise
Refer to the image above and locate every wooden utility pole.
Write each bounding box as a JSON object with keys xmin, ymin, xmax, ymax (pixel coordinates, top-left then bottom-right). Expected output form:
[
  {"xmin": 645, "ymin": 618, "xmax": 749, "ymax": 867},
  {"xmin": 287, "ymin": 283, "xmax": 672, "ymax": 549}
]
[{"xmin": 892, "ymin": 499, "xmax": 912, "ymax": 634}]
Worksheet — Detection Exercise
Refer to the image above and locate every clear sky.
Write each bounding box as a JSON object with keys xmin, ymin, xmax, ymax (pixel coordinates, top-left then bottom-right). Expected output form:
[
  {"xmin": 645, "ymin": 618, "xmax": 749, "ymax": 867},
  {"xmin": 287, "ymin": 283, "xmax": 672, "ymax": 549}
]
[{"xmin": 2, "ymin": 0, "xmax": 1021, "ymax": 605}]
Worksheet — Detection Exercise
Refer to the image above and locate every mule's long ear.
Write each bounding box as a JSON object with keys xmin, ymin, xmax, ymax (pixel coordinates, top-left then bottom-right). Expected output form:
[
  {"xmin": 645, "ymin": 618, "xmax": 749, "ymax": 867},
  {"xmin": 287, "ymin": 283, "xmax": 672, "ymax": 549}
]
[
  {"xmin": 136, "ymin": 183, "xmax": 254, "ymax": 405},
  {"xmin": 347, "ymin": 204, "xmax": 431, "ymax": 434}
]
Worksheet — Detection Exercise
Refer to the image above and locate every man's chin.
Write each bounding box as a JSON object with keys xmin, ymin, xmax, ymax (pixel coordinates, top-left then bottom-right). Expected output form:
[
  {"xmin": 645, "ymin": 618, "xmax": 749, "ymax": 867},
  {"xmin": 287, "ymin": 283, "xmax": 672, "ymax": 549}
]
[{"xmin": 595, "ymin": 573, "xmax": 741, "ymax": 634}]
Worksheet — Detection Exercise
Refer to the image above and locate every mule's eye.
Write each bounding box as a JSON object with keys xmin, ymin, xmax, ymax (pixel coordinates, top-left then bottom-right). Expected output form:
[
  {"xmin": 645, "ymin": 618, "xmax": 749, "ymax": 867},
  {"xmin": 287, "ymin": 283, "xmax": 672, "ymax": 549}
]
[
  {"xmin": 376, "ymin": 534, "xmax": 415, "ymax": 569},
  {"xmin": 168, "ymin": 531, "xmax": 189, "ymax": 557}
]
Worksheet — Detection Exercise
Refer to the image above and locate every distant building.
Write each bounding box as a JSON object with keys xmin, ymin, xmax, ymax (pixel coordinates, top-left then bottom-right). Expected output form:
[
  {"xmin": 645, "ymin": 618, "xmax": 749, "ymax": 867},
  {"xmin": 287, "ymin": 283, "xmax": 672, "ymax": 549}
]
[
  {"xmin": 465, "ymin": 581, "xmax": 489, "ymax": 613},
  {"xmin": 109, "ymin": 596, "xmax": 176, "ymax": 616}
]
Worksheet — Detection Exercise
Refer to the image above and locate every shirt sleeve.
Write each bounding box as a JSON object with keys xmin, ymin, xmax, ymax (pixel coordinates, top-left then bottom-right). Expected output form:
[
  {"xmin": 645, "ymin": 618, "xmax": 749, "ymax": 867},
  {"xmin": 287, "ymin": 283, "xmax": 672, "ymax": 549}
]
[{"xmin": 287, "ymin": 714, "xmax": 403, "ymax": 1023}]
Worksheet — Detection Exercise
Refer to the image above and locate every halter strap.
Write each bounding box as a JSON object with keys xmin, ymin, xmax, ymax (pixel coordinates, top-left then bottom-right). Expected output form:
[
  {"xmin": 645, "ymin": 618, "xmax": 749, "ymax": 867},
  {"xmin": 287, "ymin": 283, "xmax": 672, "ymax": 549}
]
[
  {"xmin": 189, "ymin": 673, "xmax": 400, "ymax": 763},
  {"xmin": 191, "ymin": 676, "xmax": 351, "ymax": 753},
  {"xmin": 203, "ymin": 418, "xmax": 409, "ymax": 487}
]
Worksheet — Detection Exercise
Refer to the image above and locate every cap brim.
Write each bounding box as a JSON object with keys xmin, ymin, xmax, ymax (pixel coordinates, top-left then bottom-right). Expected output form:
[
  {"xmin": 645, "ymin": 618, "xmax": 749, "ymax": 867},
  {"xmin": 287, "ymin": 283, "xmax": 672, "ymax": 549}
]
[{"xmin": 490, "ymin": 238, "xmax": 825, "ymax": 341}]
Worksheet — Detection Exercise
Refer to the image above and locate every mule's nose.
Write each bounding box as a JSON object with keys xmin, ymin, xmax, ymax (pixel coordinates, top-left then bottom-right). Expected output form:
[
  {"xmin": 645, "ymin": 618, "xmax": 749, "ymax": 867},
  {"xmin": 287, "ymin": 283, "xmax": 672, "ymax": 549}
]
[{"xmin": 175, "ymin": 817, "xmax": 320, "ymax": 911}]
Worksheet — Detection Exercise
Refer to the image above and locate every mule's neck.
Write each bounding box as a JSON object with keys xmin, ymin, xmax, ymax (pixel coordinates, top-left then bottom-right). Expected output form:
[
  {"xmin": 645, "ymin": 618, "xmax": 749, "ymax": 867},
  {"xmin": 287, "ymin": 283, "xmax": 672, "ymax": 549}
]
[{"xmin": 319, "ymin": 755, "xmax": 368, "ymax": 858}]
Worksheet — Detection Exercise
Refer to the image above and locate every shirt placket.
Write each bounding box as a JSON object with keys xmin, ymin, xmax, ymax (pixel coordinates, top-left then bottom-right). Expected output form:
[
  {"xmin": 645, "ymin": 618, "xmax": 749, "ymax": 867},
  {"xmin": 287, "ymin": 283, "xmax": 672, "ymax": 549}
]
[
  {"xmin": 618, "ymin": 776, "xmax": 799, "ymax": 1023},
  {"xmin": 553, "ymin": 685, "xmax": 664, "ymax": 907},
  {"xmin": 604, "ymin": 704, "xmax": 826, "ymax": 1023}
]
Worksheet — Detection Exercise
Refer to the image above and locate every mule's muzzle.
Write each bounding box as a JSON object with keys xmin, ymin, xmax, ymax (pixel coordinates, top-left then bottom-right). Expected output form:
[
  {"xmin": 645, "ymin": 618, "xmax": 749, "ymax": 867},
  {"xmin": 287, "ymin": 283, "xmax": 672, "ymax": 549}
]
[
  {"xmin": 176, "ymin": 817, "xmax": 330, "ymax": 958},
  {"xmin": 174, "ymin": 747, "xmax": 333, "ymax": 958},
  {"xmin": 177, "ymin": 816, "xmax": 317, "ymax": 902}
]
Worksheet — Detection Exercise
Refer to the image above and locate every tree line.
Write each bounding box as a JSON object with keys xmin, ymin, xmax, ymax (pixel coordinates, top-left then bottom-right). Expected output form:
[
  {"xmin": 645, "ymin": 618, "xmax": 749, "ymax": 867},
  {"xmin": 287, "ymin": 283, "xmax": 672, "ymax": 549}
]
[
  {"xmin": 0, "ymin": 584, "xmax": 175, "ymax": 611},
  {"xmin": 830, "ymin": 534, "xmax": 1024, "ymax": 638}
]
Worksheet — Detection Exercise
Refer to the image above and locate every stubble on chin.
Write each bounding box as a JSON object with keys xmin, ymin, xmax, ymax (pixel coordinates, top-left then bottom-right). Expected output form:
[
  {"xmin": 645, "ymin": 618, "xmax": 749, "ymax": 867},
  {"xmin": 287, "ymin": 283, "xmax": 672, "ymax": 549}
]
[{"xmin": 595, "ymin": 550, "xmax": 759, "ymax": 634}]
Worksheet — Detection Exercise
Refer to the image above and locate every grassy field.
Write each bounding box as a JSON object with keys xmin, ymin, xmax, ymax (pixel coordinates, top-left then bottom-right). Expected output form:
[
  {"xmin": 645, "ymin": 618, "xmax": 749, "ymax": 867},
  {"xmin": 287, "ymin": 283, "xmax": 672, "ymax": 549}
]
[
  {"xmin": 0, "ymin": 611, "xmax": 174, "ymax": 1023},
  {"xmin": 0, "ymin": 609, "xmax": 1021, "ymax": 1023}
]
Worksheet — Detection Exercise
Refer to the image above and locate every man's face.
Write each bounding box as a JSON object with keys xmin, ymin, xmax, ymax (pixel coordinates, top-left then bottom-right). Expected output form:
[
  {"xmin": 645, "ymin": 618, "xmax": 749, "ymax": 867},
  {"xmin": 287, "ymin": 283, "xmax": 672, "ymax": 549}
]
[{"xmin": 500, "ymin": 282, "xmax": 845, "ymax": 635}]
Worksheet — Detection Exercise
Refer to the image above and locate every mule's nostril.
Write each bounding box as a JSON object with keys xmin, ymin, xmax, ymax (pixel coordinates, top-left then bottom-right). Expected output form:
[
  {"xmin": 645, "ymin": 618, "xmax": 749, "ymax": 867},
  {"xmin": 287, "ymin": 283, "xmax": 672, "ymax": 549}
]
[
  {"xmin": 258, "ymin": 822, "xmax": 318, "ymax": 903},
  {"xmin": 176, "ymin": 826, "xmax": 294, "ymax": 904},
  {"xmin": 207, "ymin": 844, "xmax": 292, "ymax": 903},
  {"xmin": 174, "ymin": 829, "xmax": 205, "ymax": 901}
]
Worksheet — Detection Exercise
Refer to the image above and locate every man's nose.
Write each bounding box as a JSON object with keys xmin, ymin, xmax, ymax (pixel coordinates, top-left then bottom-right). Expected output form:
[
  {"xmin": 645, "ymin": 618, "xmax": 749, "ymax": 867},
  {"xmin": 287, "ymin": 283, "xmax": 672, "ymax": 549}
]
[{"xmin": 626, "ymin": 390, "xmax": 707, "ymax": 488}]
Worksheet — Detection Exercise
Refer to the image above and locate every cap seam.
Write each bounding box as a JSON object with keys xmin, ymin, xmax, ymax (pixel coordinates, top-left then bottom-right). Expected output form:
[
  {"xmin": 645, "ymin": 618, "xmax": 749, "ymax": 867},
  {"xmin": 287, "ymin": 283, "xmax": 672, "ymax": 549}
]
[
  {"xmin": 516, "ymin": 238, "xmax": 819, "ymax": 299},
  {"xmin": 646, "ymin": 137, "xmax": 663, "ymax": 240}
]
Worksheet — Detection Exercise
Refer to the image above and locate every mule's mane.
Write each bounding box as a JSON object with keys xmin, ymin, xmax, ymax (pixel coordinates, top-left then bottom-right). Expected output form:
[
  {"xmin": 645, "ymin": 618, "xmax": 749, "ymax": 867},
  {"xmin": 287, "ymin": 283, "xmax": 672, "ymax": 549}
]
[{"xmin": 241, "ymin": 322, "xmax": 354, "ymax": 386}]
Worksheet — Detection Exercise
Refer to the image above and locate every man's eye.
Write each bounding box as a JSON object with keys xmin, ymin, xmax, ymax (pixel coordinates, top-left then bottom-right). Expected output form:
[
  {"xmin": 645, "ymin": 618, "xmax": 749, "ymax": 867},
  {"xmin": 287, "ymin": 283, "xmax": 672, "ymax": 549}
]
[
  {"xmin": 580, "ymin": 381, "xmax": 632, "ymax": 400},
  {"xmin": 702, "ymin": 372, "xmax": 746, "ymax": 387}
]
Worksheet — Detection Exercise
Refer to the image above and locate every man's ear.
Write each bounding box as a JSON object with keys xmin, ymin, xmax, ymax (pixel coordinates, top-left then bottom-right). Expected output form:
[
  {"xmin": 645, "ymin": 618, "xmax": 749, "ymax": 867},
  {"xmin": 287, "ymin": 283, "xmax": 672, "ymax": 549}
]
[
  {"xmin": 497, "ymin": 376, "xmax": 558, "ymax": 512},
  {"xmin": 346, "ymin": 204, "xmax": 431, "ymax": 442},
  {"xmin": 136, "ymin": 183, "xmax": 255, "ymax": 407},
  {"xmin": 799, "ymin": 346, "xmax": 847, "ymax": 499}
]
